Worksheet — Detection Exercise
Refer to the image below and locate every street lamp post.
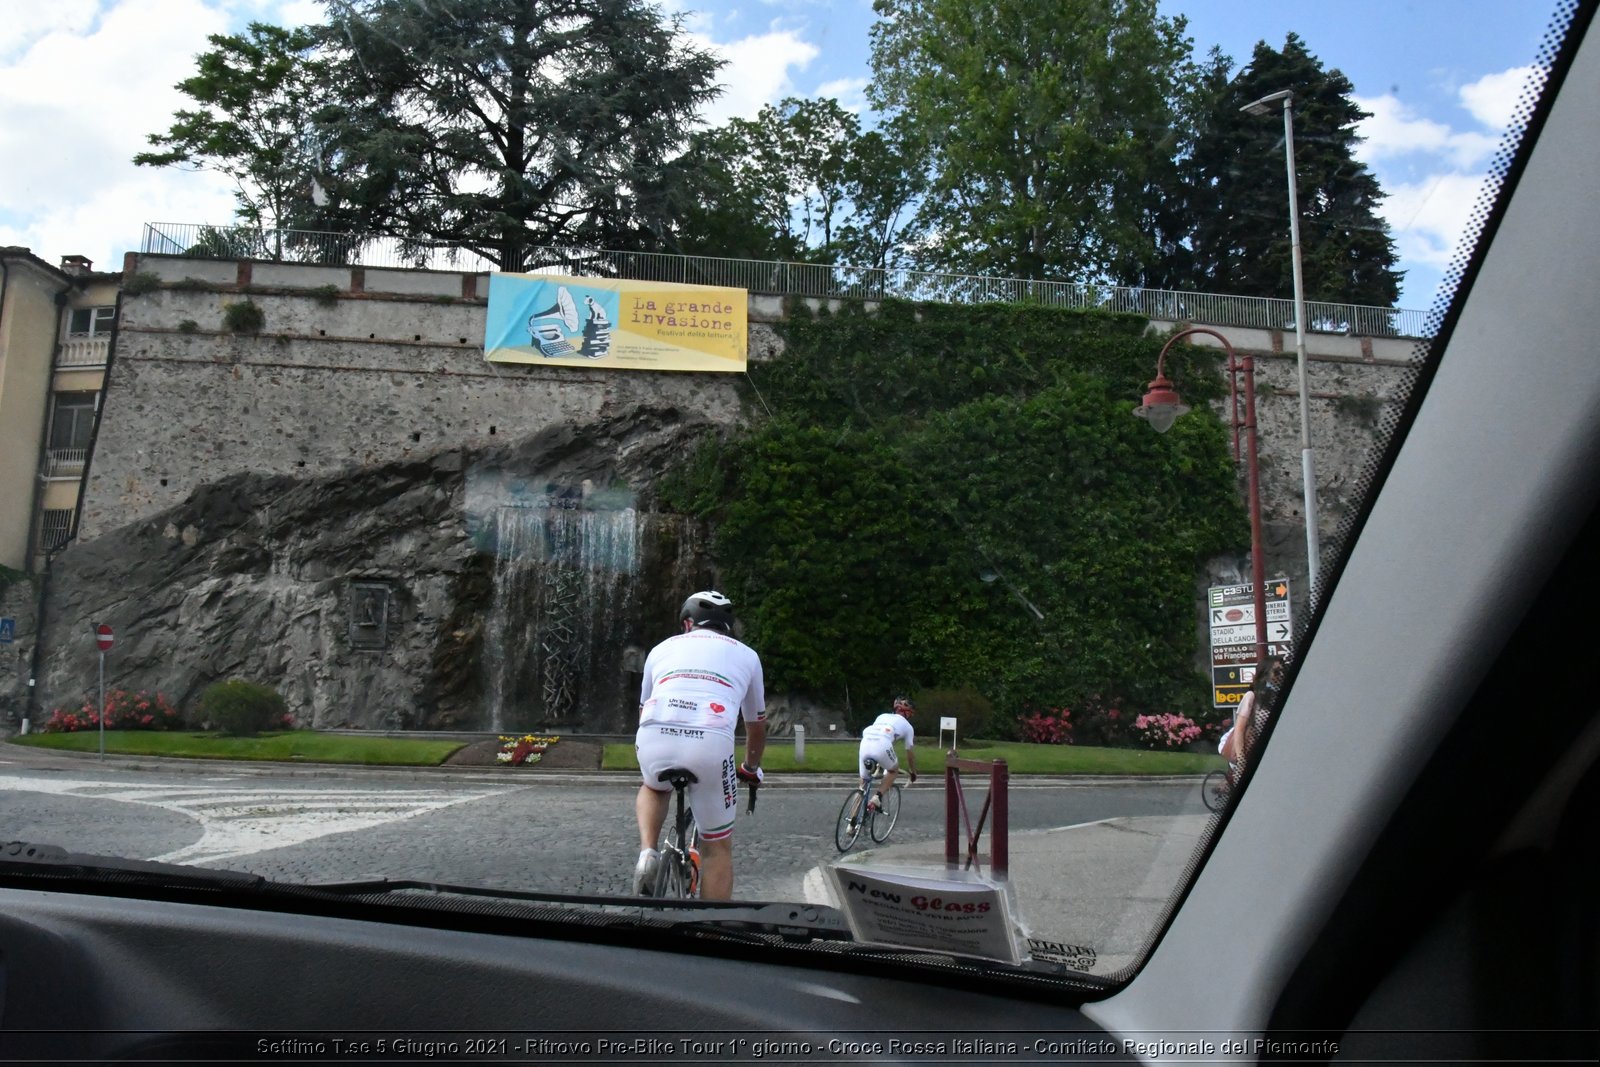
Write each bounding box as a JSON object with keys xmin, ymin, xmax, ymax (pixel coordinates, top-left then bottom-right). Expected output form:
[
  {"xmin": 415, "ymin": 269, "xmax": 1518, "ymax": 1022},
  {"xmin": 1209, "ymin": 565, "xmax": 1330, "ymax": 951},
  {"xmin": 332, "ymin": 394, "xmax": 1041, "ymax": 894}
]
[
  {"xmin": 1134, "ymin": 327, "xmax": 1268, "ymax": 665},
  {"xmin": 1242, "ymin": 88, "xmax": 1321, "ymax": 598}
]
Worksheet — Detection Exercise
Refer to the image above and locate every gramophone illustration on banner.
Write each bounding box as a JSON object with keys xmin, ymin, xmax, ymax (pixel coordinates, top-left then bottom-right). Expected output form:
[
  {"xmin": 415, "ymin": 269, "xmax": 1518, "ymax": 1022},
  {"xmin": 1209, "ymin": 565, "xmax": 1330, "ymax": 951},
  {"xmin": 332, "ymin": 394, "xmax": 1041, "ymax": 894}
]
[{"xmin": 527, "ymin": 285, "xmax": 612, "ymax": 359}]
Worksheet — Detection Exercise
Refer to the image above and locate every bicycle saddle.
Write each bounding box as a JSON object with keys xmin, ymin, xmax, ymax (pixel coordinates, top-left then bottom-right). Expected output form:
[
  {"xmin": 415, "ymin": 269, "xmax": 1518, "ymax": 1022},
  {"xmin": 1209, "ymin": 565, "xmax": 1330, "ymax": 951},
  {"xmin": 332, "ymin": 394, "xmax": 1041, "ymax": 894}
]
[{"xmin": 657, "ymin": 767, "xmax": 698, "ymax": 785}]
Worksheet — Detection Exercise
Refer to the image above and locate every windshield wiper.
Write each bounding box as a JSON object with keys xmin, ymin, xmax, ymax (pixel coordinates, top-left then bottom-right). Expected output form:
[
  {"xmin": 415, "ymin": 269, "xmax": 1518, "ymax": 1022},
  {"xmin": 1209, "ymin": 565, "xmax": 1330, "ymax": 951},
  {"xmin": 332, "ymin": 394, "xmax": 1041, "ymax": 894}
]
[
  {"xmin": 0, "ymin": 840, "xmax": 268, "ymax": 892},
  {"xmin": 308, "ymin": 876, "xmax": 854, "ymax": 942}
]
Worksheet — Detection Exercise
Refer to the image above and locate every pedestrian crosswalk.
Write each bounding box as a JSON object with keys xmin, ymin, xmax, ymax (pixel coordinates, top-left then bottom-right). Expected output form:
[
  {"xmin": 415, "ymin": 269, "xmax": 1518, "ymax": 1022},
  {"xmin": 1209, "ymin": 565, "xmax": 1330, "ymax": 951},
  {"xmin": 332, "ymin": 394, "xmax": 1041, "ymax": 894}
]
[{"xmin": 0, "ymin": 775, "xmax": 511, "ymax": 866}]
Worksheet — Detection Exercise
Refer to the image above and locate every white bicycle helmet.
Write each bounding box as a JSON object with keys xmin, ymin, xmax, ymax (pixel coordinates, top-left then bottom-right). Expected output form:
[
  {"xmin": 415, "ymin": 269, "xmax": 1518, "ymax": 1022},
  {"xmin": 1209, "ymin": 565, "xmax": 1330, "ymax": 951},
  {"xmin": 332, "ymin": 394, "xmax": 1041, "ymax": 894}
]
[{"xmin": 680, "ymin": 590, "xmax": 735, "ymax": 632}]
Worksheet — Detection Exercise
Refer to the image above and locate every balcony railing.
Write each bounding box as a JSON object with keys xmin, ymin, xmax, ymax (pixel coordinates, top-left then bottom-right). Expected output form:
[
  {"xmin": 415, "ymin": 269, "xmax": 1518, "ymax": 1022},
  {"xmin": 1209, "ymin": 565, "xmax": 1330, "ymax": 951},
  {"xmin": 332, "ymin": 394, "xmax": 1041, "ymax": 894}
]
[
  {"xmin": 58, "ymin": 337, "xmax": 109, "ymax": 367},
  {"xmin": 42, "ymin": 448, "xmax": 87, "ymax": 478},
  {"xmin": 142, "ymin": 221, "xmax": 1433, "ymax": 339}
]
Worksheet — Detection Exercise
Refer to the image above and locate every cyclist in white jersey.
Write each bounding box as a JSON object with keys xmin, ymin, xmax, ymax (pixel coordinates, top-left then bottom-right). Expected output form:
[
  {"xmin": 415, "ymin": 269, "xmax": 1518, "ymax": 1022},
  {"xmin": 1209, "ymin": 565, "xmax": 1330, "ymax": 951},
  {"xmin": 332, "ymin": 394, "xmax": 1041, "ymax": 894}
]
[
  {"xmin": 633, "ymin": 591, "xmax": 765, "ymax": 900},
  {"xmin": 858, "ymin": 696, "xmax": 918, "ymax": 811}
]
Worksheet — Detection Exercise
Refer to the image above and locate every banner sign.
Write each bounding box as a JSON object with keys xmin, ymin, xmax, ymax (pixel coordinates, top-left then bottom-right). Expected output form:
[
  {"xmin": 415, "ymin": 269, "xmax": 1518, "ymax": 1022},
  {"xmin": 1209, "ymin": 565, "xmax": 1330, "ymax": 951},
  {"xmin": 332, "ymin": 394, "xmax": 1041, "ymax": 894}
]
[{"xmin": 485, "ymin": 273, "xmax": 747, "ymax": 373}]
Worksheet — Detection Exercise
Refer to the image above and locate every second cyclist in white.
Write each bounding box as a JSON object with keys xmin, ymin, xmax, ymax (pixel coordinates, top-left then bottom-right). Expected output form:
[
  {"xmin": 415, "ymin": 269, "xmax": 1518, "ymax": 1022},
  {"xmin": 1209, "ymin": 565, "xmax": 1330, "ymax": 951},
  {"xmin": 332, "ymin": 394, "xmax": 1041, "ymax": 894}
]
[
  {"xmin": 633, "ymin": 591, "xmax": 766, "ymax": 900},
  {"xmin": 857, "ymin": 696, "xmax": 918, "ymax": 810}
]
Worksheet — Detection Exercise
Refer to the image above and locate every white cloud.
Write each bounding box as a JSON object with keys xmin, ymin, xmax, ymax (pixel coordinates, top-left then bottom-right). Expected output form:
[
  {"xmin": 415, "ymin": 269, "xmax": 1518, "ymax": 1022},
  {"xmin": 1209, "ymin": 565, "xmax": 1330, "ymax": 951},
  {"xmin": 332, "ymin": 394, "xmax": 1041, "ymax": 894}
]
[
  {"xmin": 0, "ymin": 0, "xmax": 101, "ymax": 59},
  {"xmin": 0, "ymin": 0, "xmax": 236, "ymax": 264},
  {"xmin": 814, "ymin": 76, "xmax": 868, "ymax": 111},
  {"xmin": 1459, "ymin": 65, "xmax": 1542, "ymax": 131},
  {"xmin": 1354, "ymin": 64, "xmax": 1547, "ymax": 306},
  {"xmin": 1353, "ymin": 94, "xmax": 1499, "ymax": 170},
  {"xmin": 1382, "ymin": 172, "xmax": 1493, "ymax": 272},
  {"xmin": 697, "ymin": 29, "xmax": 820, "ymax": 124}
]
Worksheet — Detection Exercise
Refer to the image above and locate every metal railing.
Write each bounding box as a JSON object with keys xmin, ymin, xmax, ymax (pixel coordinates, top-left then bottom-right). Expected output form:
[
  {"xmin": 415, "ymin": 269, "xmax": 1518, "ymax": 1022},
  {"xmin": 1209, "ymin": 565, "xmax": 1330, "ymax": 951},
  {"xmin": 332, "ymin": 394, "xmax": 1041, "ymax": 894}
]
[
  {"xmin": 945, "ymin": 755, "xmax": 1009, "ymax": 880},
  {"xmin": 57, "ymin": 338, "xmax": 109, "ymax": 368},
  {"xmin": 38, "ymin": 509, "xmax": 74, "ymax": 551},
  {"xmin": 42, "ymin": 448, "xmax": 88, "ymax": 478},
  {"xmin": 142, "ymin": 222, "xmax": 1431, "ymax": 339}
]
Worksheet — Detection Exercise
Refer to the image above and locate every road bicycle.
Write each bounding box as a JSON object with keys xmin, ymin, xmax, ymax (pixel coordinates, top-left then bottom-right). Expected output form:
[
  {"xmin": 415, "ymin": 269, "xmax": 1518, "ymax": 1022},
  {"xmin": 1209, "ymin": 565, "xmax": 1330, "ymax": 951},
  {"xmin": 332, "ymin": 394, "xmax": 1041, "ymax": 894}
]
[
  {"xmin": 1201, "ymin": 765, "xmax": 1236, "ymax": 813},
  {"xmin": 647, "ymin": 765, "xmax": 760, "ymax": 898},
  {"xmin": 649, "ymin": 768, "xmax": 702, "ymax": 897},
  {"xmin": 834, "ymin": 757, "xmax": 903, "ymax": 852}
]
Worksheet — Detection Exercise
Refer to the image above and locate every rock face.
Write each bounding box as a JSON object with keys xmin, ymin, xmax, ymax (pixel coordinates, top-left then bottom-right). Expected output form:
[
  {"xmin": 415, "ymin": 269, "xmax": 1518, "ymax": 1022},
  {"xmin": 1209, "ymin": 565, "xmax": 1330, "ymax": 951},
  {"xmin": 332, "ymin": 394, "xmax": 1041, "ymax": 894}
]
[{"xmin": 38, "ymin": 407, "xmax": 719, "ymax": 733}]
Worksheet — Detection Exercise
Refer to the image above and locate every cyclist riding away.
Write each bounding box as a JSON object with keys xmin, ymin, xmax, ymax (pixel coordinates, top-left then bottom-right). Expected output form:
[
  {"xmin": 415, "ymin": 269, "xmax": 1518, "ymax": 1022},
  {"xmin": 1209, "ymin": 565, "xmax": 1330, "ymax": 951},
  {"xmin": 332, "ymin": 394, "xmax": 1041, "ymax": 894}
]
[
  {"xmin": 858, "ymin": 696, "xmax": 917, "ymax": 812},
  {"xmin": 633, "ymin": 590, "xmax": 766, "ymax": 900}
]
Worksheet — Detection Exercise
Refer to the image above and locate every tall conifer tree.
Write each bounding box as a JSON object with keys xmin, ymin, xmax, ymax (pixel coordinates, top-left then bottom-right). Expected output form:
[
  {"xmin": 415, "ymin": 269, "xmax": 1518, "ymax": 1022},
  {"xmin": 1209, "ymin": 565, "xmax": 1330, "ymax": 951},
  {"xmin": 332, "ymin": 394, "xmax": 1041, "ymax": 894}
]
[{"xmin": 1179, "ymin": 34, "xmax": 1403, "ymax": 307}]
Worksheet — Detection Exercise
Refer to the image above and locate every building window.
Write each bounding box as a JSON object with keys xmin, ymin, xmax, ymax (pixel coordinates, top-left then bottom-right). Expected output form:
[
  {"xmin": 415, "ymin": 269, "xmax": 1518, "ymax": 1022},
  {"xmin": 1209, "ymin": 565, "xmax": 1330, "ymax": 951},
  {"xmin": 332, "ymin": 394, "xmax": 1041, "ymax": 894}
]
[
  {"xmin": 39, "ymin": 509, "xmax": 74, "ymax": 552},
  {"xmin": 67, "ymin": 305, "xmax": 115, "ymax": 338},
  {"xmin": 48, "ymin": 392, "xmax": 97, "ymax": 454}
]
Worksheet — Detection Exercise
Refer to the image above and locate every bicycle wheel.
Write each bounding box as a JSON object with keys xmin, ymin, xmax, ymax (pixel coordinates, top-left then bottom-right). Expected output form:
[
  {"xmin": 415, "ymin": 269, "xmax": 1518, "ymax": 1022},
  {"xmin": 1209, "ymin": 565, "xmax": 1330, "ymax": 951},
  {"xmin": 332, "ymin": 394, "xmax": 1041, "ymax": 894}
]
[
  {"xmin": 835, "ymin": 789, "xmax": 866, "ymax": 852},
  {"xmin": 655, "ymin": 816, "xmax": 697, "ymax": 898},
  {"xmin": 1202, "ymin": 769, "xmax": 1231, "ymax": 812},
  {"xmin": 653, "ymin": 848, "xmax": 686, "ymax": 898},
  {"xmin": 869, "ymin": 784, "xmax": 902, "ymax": 843}
]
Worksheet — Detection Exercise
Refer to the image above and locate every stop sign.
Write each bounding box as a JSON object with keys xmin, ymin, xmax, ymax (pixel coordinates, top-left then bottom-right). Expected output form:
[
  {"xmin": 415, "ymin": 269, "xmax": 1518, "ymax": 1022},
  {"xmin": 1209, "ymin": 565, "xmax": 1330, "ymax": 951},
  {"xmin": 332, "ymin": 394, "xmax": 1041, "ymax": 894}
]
[{"xmin": 95, "ymin": 623, "xmax": 114, "ymax": 652}]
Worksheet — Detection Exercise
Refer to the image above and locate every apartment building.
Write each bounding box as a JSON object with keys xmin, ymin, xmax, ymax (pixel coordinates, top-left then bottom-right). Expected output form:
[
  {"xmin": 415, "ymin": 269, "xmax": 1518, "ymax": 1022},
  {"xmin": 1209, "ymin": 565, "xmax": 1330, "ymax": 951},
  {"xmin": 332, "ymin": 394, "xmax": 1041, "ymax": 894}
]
[{"xmin": 0, "ymin": 248, "xmax": 121, "ymax": 574}]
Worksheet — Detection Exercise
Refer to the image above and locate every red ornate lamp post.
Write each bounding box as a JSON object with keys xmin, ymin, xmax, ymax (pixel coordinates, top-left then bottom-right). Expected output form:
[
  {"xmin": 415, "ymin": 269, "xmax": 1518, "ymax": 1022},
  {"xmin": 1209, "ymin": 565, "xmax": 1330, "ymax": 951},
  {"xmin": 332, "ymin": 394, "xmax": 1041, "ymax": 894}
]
[{"xmin": 1133, "ymin": 327, "xmax": 1268, "ymax": 665}]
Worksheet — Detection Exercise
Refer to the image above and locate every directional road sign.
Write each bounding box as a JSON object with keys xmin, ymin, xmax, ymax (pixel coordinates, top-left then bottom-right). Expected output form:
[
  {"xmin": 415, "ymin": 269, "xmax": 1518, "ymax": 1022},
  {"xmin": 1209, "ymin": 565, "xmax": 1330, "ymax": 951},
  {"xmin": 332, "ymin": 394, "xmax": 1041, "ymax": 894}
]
[{"xmin": 1208, "ymin": 579, "xmax": 1292, "ymax": 707}]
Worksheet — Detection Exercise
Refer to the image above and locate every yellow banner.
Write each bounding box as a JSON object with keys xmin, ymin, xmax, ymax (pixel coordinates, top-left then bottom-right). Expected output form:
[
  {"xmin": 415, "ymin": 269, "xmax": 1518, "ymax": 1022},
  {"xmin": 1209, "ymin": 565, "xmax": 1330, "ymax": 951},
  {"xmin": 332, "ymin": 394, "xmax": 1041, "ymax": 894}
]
[{"xmin": 485, "ymin": 273, "xmax": 747, "ymax": 373}]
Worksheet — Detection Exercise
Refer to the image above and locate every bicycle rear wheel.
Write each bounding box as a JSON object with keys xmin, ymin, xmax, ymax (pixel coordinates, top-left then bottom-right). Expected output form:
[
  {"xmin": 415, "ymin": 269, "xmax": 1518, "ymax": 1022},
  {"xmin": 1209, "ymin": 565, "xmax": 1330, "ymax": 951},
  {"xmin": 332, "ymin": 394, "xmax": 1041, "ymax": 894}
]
[
  {"xmin": 835, "ymin": 789, "xmax": 866, "ymax": 852},
  {"xmin": 869, "ymin": 784, "xmax": 902, "ymax": 843},
  {"xmin": 655, "ymin": 816, "xmax": 698, "ymax": 898},
  {"xmin": 1202, "ymin": 769, "xmax": 1230, "ymax": 812}
]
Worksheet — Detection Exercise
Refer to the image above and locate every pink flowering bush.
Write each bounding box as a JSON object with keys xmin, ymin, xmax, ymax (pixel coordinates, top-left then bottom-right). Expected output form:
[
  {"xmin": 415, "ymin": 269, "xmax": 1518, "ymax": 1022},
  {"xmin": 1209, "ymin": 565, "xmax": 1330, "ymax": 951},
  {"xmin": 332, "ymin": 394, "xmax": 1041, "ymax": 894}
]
[
  {"xmin": 1018, "ymin": 706, "xmax": 1072, "ymax": 745},
  {"xmin": 1132, "ymin": 712, "xmax": 1202, "ymax": 750},
  {"xmin": 42, "ymin": 689, "xmax": 183, "ymax": 733}
]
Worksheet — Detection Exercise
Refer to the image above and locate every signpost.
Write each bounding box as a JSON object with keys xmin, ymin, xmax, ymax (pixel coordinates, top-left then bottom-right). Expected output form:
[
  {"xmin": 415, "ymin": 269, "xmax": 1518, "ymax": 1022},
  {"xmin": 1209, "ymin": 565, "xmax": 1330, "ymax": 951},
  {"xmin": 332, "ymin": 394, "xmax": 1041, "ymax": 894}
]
[
  {"xmin": 1209, "ymin": 580, "xmax": 1292, "ymax": 708},
  {"xmin": 95, "ymin": 623, "xmax": 113, "ymax": 760}
]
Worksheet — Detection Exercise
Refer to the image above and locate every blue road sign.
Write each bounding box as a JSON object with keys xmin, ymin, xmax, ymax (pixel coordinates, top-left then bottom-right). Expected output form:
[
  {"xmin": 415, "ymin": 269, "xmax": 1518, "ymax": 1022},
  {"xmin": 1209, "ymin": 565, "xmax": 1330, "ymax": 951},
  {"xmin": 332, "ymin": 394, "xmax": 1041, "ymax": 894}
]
[{"xmin": 0, "ymin": 617, "xmax": 14, "ymax": 644}]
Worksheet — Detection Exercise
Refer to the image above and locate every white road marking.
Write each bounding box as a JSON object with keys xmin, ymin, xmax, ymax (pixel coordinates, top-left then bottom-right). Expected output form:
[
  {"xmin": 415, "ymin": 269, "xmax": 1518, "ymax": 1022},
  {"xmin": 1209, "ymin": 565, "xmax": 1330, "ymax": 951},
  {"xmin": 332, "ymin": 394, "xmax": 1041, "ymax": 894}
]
[{"xmin": 0, "ymin": 775, "xmax": 511, "ymax": 866}]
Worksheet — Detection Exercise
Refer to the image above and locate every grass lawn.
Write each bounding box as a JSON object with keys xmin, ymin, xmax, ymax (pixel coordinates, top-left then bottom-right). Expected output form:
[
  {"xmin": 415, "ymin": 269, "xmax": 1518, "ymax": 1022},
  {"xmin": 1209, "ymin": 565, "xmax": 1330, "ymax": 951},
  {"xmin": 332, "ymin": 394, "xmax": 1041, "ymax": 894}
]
[
  {"xmin": 9, "ymin": 730, "xmax": 465, "ymax": 766},
  {"xmin": 603, "ymin": 739, "xmax": 1223, "ymax": 775}
]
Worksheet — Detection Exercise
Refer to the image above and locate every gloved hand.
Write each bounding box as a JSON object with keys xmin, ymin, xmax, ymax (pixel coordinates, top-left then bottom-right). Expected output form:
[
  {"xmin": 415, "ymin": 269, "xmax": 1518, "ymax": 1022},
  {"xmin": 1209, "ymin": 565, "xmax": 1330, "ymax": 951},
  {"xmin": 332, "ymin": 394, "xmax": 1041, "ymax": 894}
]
[
  {"xmin": 737, "ymin": 762, "xmax": 764, "ymax": 784},
  {"xmin": 908, "ymin": 771, "xmax": 918, "ymax": 784}
]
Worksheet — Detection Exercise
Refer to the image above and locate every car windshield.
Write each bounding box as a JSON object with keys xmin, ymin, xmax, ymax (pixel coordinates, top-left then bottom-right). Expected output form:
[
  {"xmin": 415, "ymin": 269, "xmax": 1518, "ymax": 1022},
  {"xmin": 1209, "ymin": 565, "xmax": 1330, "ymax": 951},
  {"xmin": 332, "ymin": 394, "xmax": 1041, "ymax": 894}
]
[{"xmin": 0, "ymin": 0, "xmax": 1572, "ymax": 989}]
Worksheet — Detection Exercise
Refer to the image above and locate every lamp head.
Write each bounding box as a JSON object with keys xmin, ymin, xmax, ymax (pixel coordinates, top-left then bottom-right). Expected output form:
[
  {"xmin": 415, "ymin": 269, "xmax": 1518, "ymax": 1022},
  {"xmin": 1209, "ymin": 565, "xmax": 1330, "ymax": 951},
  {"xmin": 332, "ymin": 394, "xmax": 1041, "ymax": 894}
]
[
  {"xmin": 1241, "ymin": 89, "xmax": 1294, "ymax": 116},
  {"xmin": 1134, "ymin": 374, "xmax": 1190, "ymax": 434}
]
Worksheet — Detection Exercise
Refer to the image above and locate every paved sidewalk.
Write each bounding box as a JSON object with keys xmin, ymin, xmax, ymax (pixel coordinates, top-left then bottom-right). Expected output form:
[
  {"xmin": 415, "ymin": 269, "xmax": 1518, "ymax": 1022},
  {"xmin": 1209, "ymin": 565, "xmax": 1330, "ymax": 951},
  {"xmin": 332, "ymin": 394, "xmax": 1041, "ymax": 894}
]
[{"xmin": 801, "ymin": 813, "xmax": 1213, "ymax": 977}]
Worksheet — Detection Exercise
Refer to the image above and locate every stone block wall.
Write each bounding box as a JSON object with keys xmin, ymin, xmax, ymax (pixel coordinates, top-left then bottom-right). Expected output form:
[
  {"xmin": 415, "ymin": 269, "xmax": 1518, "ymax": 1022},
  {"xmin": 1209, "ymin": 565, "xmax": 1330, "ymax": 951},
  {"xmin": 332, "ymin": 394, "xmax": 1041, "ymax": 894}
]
[{"xmin": 83, "ymin": 257, "xmax": 780, "ymax": 540}]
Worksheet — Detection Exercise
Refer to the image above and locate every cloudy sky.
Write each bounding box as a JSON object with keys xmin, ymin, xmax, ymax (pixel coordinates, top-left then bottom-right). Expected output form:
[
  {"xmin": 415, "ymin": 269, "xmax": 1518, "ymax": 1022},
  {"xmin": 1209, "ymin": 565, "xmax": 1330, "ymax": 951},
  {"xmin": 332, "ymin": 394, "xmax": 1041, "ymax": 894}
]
[{"xmin": 0, "ymin": 0, "xmax": 1562, "ymax": 308}]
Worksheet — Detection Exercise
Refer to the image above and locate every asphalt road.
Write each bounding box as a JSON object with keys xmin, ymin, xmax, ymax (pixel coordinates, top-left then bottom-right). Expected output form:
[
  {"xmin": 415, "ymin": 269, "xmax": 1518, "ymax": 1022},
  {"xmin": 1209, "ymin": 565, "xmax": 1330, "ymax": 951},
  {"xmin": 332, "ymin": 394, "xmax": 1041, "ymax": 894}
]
[{"xmin": 0, "ymin": 748, "xmax": 1214, "ymax": 966}]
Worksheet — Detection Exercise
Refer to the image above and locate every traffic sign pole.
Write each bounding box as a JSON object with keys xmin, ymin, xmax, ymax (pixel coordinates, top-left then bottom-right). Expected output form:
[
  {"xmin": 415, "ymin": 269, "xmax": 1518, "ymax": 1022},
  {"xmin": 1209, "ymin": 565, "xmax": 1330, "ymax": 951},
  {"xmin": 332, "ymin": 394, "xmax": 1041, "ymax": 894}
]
[{"xmin": 93, "ymin": 623, "xmax": 114, "ymax": 760}]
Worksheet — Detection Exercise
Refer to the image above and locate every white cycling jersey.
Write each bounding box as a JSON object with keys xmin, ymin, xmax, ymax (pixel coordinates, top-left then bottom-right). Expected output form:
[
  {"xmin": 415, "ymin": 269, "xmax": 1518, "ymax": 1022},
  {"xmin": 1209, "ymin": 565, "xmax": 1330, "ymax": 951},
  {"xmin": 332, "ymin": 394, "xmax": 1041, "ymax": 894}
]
[
  {"xmin": 860, "ymin": 711, "xmax": 915, "ymax": 752},
  {"xmin": 857, "ymin": 712, "xmax": 914, "ymax": 777},
  {"xmin": 638, "ymin": 628, "xmax": 765, "ymax": 740}
]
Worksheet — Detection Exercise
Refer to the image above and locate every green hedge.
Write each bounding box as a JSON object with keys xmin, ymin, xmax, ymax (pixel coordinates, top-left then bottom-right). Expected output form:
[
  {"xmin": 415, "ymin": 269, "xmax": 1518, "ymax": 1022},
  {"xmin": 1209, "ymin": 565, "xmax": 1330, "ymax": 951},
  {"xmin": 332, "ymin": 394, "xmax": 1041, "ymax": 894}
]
[{"xmin": 660, "ymin": 300, "xmax": 1245, "ymax": 729}]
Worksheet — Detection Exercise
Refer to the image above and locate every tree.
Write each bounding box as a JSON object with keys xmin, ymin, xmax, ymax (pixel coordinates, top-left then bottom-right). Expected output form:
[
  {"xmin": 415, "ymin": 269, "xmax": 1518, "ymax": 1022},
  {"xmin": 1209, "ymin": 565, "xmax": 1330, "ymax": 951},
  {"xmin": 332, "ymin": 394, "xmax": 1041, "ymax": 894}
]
[
  {"xmin": 318, "ymin": 0, "xmax": 723, "ymax": 268},
  {"xmin": 868, "ymin": 0, "xmax": 1198, "ymax": 282},
  {"xmin": 1177, "ymin": 34, "xmax": 1403, "ymax": 307},
  {"xmin": 671, "ymin": 98, "xmax": 925, "ymax": 269},
  {"xmin": 135, "ymin": 24, "xmax": 343, "ymax": 242}
]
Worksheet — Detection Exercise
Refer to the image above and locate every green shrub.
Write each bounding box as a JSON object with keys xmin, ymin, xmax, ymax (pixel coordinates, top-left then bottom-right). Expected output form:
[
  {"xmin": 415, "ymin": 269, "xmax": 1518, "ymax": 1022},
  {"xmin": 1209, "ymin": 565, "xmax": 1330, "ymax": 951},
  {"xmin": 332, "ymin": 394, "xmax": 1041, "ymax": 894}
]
[
  {"xmin": 176, "ymin": 319, "xmax": 199, "ymax": 334},
  {"xmin": 222, "ymin": 299, "xmax": 265, "ymax": 333},
  {"xmin": 200, "ymin": 680, "xmax": 288, "ymax": 737},
  {"xmin": 310, "ymin": 284, "xmax": 340, "ymax": 306}
]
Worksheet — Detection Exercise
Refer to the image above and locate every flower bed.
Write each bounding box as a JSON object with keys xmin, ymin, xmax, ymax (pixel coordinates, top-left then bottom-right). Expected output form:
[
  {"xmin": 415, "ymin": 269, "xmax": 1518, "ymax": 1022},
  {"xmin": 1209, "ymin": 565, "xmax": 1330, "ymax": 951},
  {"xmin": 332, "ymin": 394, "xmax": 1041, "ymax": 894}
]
[
  {"xmin": 497, "ymin": 735, "xmax": 561, "ymax": 766},
  {"xmin": 42, "ymin": 690, "xmax": 182, "ymax": 733}
]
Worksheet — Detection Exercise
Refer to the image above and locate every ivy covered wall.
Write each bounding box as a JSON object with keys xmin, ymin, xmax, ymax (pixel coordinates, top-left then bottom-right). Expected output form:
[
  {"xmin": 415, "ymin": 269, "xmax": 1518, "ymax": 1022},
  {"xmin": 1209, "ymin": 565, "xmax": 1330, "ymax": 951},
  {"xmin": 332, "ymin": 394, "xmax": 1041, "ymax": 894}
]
[{"xmin": 661, "ymin": 300, "xmax": 1248, "ymax": 732}]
